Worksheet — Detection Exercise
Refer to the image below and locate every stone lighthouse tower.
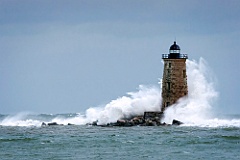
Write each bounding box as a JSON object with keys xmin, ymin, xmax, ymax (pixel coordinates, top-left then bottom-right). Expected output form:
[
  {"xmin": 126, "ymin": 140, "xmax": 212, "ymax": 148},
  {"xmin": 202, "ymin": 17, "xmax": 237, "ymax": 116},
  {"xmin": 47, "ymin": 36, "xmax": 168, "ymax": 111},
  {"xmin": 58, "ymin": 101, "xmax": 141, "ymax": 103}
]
[{"xmin": 161, "ymin": 41, "xmax": 188, "ymax": 112}]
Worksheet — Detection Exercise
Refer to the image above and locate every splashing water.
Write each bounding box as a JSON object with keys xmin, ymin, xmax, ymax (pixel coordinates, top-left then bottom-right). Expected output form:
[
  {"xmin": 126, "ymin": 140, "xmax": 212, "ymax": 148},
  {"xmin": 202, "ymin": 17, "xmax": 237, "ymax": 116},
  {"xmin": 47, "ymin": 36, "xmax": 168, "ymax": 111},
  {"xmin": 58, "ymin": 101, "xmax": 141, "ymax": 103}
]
[
  {"xmin": 162, "ymin": 58, "xmax": 218, "ymax": 125},
  {"xmin": 0, "ymin": 112, "xmax": 41, "ymax": 127},
  {"xmin": 162, "ymin": 58, "xmax": 240, "ymax": 127},
  {"xmin": 85, "ymin": 85, "xmax": 160, "ymax": 125},
  {"xmin": 0, "ymin": 86, "xmax": 161, "ymax": 127},
  {"xmin": 1, "ymin": 58, "xmax": 240, "ymax": 127}
]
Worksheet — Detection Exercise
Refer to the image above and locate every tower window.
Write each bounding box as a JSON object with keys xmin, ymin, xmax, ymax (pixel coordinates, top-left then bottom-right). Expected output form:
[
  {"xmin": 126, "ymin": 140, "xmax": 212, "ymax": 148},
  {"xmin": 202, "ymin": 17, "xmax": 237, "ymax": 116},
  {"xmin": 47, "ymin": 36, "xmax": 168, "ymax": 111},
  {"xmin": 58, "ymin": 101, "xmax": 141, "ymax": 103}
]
[
  {"xmin": 167, "ymin": 69, "xmax": 170, "ymax": 75},
  {"xmin": 167, "ymin": 82, "xmax": 170, "ymax": 91},
  {"xmin": 166, "ymin": 102, "xmax": 170, "ymax": 107},
  {"xmin": 169, "ymin": 63, "xmax": 171, "ymax": 68},
  {"xmin": 183, "ymin": 70, "xmax": 186, "ymax": 78}
]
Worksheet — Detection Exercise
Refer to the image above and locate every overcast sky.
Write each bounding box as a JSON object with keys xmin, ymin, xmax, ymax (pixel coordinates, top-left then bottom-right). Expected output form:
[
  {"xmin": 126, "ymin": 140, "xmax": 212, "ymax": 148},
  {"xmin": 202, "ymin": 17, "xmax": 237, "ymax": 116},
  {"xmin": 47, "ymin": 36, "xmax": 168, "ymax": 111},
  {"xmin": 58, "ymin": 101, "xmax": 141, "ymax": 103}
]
[{"xmin": 0, "ymin": 0, "xmax": 240, "ymax": 114}]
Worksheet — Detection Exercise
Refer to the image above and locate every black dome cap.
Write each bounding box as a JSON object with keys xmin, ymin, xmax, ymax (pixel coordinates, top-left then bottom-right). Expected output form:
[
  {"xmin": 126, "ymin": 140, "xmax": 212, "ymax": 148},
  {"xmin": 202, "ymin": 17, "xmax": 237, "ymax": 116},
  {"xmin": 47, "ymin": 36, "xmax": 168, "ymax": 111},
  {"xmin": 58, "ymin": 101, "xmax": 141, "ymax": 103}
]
[{"xmin": 170, "ymin": 41, "xmax": 180, "ymax": 50}]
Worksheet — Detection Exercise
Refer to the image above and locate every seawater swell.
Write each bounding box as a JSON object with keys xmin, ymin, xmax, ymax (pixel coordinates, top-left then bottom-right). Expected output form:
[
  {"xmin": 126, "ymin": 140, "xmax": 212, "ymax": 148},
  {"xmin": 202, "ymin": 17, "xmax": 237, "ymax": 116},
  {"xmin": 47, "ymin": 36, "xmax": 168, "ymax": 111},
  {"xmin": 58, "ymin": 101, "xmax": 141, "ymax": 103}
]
[
  {"xmin": 1, "ymin": 126, "xmax": 239, "ymax": 159},
  {"xmin": 1, "ymin": 58, "xmax": 240, "ymax": 128},
  {"xmin": 0, "ymin": 137, "xmax": 37, "ymax": 143}
]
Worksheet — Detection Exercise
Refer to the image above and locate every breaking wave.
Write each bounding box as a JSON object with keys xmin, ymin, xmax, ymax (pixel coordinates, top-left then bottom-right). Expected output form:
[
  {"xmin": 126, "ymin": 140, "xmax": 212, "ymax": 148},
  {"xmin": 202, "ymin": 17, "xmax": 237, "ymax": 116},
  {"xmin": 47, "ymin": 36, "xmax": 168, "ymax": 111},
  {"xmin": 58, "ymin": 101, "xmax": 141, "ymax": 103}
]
[
  {"xmin": 1, "ymin": 58, "xmax": 240, "ymax": 127},
  {"xmin": 162, "ymin": 58, "xmax": 240, "ymax": 127}
]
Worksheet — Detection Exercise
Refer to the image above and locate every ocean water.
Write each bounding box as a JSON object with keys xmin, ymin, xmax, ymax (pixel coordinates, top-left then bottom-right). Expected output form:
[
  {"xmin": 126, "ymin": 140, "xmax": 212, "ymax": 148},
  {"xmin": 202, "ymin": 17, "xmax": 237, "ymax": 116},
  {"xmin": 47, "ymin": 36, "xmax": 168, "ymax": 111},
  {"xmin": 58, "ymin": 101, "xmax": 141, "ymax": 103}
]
[
  {"xmin": 1, "ymin": 58, "xmax": 239, "ymax": 159},
  {"xmin": 0, "ymin": 114, "xmax": 240, "ymax": 160}
]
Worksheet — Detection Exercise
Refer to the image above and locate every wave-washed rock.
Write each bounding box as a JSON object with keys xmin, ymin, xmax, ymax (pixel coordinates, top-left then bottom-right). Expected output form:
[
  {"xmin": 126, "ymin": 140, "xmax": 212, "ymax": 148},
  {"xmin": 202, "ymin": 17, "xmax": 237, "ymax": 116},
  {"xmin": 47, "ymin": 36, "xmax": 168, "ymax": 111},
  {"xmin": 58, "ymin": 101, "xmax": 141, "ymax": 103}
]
[{"xmin": 87, "ymin": 114, "xmax": 183, "ymax": 127}]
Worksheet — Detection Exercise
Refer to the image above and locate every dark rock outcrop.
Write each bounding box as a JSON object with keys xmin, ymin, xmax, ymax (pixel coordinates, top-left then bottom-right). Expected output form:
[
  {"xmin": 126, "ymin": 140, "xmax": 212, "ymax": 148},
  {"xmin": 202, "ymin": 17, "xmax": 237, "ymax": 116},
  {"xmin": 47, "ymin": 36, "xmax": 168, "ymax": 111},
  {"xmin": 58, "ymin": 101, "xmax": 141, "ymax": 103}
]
[
  {"xmin": 172, "ymin": 119, "xmax": 183, "ymax": 125},
  {"xmin": 94, "ymin": 113, "xmax": 175, "ymax": 127},
  {"xmin": 41, "ymin": 114, "xmax": 183, "ymax": 127},
  {"xmin": 41, "ymin": 122, "xmax": 61, "ymax": 126},
  {"xmin": 47, "ymin": 122, "xmax": 58, "ymax": 126}
]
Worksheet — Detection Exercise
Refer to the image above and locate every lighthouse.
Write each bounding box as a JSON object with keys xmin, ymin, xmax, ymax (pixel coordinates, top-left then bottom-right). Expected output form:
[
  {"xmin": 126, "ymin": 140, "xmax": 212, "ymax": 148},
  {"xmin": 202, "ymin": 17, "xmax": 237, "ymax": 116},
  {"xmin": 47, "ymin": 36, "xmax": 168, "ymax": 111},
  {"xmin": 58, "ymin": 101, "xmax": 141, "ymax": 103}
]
[{"xmin": 161, "ymin": 41, "xmax": 188, "ymax": 112}]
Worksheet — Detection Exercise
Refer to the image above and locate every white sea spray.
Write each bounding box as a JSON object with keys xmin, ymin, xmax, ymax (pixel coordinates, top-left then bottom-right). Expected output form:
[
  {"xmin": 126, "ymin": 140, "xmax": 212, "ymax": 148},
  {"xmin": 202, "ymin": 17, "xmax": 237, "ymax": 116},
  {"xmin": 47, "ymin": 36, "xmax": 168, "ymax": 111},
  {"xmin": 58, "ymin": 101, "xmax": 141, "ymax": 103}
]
[{"xmin": 84, "ymin": 85, "xmax": 160, "ymax": 125}]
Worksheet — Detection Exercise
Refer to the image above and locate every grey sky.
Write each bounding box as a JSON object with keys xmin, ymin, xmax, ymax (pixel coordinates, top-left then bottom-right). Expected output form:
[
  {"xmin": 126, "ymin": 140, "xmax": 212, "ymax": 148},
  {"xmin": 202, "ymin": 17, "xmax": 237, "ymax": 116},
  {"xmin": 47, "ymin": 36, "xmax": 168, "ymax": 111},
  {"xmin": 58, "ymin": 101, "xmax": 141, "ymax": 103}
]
[{"xmin": 0, "ymin": 0, "xmax": 240, "ymax": 114}]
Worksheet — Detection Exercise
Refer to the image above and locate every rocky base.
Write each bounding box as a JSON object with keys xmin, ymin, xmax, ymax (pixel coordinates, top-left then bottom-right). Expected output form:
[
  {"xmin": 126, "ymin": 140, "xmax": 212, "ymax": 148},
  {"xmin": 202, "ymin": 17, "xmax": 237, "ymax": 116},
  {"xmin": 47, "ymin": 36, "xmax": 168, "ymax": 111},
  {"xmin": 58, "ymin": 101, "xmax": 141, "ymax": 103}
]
[
  {"xmin": 88, "ymin": 115, "xmax": 183, "ymax": 127},
  {"xmin": 41, "ymin": 114, "xmax": 183, "ymax": 127},
  {"xmin": 41, "ymin": 122, "xmax": 73, "ymax": 126}
]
